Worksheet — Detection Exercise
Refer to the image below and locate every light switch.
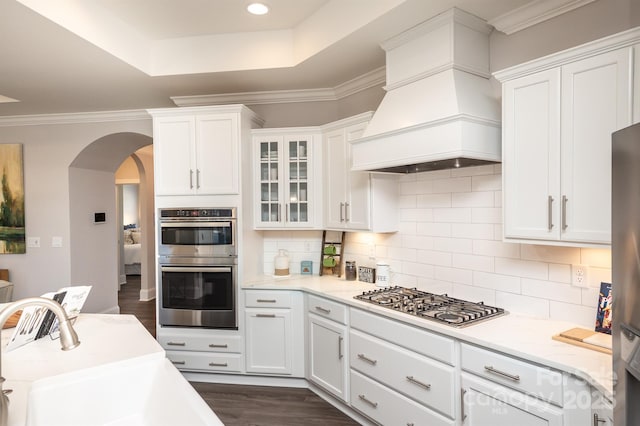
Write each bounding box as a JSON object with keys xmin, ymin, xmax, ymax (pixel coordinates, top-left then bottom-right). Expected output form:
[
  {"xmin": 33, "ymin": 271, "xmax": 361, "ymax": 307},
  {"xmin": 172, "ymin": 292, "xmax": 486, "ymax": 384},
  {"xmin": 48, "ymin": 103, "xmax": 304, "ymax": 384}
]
[
  {"xmin": 52, "ymin": 237, "xmax": 63, "ymax": 247},
  {"xmin": 27, "ymin": 237, "xmax": 40, "ymax": 248}
]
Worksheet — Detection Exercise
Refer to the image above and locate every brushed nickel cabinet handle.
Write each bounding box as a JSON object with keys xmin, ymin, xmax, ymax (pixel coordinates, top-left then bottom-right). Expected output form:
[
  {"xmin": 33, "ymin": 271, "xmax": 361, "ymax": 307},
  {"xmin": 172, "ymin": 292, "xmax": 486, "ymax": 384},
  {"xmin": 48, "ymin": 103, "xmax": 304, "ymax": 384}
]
[
  {"xmin": 358, "ymin": 394, "xmax": 378, "ymax": 408},
  {"xmin": 256, "ymin": 314, "xmax": 276, "ymax": 318},
  {"xmin": 340, "ymin": 202, "xmax": 345, "ymax": 222},
  {"xmin": 209, "ymin": 343, "xmax": 228, "ymax": 348},
  {"xmin": 484, "ymin": 365, "xmax": 521, "ymax": 382},
  {"xmin": 548, "ymin": 195, "xmax": 554, "ymax": 230},
  {"xmin": 338, "ymin": 336, "xmax": 344, "ymax": 359},
  {"xmin": 593, "ymin": 413, "xmax": 606, "ymax": 425},
  {"xmin": 406, "ymin": 375, "xmax": 431, "ymax": 390},
  {"xmin": 257, "ymin": 299, "xmax": 277, "ymax": 303},
  {"xmin": 196, "ymin": 169, "xmax": 201, "ymax": 189},
  {"xmin": 286, "ymin": 203, "xmax": 289, "ymax": 222},
  {"xmin": 461, "ymin": 388, "xmax": 467, "ymax": 421},
  {"xmin": 189, "ymin": 169, "xmax": 194, "ymax": 189},
  {"xmin": 345, "ymin": 202, "xmax": 350, "ymax": 222},
  {"xmin": 209, "ymin": 362, "xmax": 228, "ymax": 367},
  {"xmin": 171, "ymin": 360, "xmax": 186, "ymax": 365},
  {"xmin": 562, "ymin": 195, "xmax": 568, "ymax": 230},
  {"xmin": 357, "ymin": 353, "xmax": 377, "ymax": 365},
  {"xmin": 167, "ymin": 341, "xmax": 186, "ymax": 346},
  {"xmin": 315, "ymin": 306, "xmax": 331, "ymax": 314}
]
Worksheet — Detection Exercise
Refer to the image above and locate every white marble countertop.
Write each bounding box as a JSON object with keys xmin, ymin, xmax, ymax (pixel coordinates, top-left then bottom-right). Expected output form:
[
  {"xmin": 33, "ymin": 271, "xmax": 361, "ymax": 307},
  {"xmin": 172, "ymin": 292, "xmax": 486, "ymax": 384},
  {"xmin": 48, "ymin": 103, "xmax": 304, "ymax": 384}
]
[
  {"xmin": 243, "ymin": 274, "xmax": 614, "ymax": 400},
  {"xmin": 1, "ymin": 314, "xmax": 221, "ymax": 426}
]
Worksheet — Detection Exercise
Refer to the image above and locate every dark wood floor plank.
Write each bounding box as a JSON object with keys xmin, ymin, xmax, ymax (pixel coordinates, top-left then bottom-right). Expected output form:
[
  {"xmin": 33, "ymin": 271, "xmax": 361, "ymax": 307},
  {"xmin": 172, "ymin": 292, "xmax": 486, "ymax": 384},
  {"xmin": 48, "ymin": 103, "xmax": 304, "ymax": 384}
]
[{"xmin": 118, "ymin": 277, "xmax": 361, "ymax": 426}]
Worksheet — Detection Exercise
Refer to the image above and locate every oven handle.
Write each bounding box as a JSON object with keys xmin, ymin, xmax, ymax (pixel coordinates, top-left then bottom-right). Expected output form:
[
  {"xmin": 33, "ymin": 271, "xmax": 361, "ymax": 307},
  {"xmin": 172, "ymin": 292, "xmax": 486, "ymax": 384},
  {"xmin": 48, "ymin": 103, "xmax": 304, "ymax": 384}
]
[
  {"xmin": 161, "ymin": 266, "xmax": 232, "ymax": 273},
  {"xmin": 160, "ymin": 221, "xmax": 232, "ymax": 228}
]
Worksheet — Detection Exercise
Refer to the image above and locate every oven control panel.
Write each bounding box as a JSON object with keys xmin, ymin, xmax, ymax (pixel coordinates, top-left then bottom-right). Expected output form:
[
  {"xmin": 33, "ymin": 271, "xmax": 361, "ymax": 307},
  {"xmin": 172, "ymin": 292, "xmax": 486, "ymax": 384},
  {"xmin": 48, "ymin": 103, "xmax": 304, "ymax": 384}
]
[{"xmin": 160, "ymin": 208, "xmax": 236, "ymax": 219}]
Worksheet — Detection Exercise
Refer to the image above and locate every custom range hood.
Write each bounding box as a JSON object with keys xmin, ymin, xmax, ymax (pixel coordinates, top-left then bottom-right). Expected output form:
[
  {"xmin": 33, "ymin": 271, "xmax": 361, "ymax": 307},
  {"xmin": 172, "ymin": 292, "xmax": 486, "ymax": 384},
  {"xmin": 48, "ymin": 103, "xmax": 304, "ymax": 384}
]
[{"xmin": 351, "ymin": 8, "xmax": 501, "ymax": 174}]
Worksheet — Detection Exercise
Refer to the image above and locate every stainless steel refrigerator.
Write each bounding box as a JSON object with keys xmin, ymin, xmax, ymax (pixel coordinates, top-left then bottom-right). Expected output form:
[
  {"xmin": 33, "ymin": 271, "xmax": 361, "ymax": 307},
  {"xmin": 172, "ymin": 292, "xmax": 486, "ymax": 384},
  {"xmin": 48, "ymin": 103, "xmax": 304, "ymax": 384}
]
[{"xmin": 613, "ymin": 121, "xmax": 640, "ymax": 425}]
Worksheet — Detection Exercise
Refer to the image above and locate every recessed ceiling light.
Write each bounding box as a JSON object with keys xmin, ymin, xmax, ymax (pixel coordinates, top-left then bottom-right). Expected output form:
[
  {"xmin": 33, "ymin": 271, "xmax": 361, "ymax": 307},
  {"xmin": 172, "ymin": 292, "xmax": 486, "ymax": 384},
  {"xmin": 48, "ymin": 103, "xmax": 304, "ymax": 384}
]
[{"xmin": 247, "ymin": 2, "xmax": 269, "ymax": 15}]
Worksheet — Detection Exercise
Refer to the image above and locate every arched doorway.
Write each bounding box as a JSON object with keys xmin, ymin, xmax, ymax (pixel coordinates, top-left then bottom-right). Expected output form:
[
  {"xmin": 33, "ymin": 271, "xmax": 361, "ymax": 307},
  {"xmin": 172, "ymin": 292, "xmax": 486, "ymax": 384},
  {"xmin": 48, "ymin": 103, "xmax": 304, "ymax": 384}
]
[{"xmin": 68, "ymin": 132, "xmax": 153, "ymax": 314}]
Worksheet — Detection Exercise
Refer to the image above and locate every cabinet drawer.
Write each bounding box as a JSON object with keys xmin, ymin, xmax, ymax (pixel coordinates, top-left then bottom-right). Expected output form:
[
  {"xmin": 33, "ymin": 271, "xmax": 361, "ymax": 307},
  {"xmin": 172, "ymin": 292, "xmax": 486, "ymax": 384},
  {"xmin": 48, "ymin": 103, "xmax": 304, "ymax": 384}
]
[
  {"xmin": 350, "ymin": 329, "xmax": 455, "ymax": 418},
  {"xmin": 460, "ymin": 343, "xmax": 563, "ymax": 406},
  {"xmin": 350, "ymin": 370, "xmax": 454, "ymax": 426},
  {"xmin": 307, "ymin": 294, "xmax": 348, "ymax": 324},
  {"xmin": 166, "ymin": 351, "xmax": 243, "ymax": 373},
  {"xmin": 245, "ymin": 290, "xmax": 292, "ymax": 308},
  {"xmin": 350, "ymin": 308, "xmax": 455, "ymax": 365},
  {"xmin": 158, "ymin": 332, "xmax": 242, "ymax": 353}
]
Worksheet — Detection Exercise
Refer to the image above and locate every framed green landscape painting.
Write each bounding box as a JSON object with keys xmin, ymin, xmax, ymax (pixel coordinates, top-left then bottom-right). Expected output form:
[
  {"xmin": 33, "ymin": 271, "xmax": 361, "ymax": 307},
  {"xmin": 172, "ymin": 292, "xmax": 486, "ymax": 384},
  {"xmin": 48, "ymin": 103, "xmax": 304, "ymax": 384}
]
[{"xmin": 0, "ymin": 144, "xmax": 25, "ymax": 254}]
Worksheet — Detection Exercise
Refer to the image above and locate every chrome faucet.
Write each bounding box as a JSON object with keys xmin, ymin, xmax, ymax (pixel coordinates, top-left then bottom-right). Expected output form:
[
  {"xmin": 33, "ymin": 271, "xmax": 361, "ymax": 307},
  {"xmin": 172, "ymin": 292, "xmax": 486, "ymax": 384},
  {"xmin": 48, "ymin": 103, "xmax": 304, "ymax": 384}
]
[{"xmin": 0, "ymin": 297, "xmax": 80, "ymax": 426}]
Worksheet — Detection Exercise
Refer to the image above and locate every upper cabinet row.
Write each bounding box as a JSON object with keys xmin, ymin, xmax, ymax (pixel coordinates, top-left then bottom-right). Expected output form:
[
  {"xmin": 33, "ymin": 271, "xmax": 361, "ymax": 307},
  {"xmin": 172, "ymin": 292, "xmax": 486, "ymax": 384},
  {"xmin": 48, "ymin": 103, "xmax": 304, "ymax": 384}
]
[
  {"xmin": 149, "ymin": 107, "xmax": 398, "ymax": 233},
  {"xmin": 495, "ymin": 28, "xmax": 640, "ymax": 247}
]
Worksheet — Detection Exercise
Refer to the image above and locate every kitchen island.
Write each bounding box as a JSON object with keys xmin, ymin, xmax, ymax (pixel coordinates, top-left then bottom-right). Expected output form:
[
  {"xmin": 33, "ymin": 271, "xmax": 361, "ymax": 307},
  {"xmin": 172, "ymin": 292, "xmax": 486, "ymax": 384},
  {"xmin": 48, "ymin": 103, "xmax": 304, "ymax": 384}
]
[{"xmin": 2, "ymin": 313, "xmax": 222, "ymax": 426}]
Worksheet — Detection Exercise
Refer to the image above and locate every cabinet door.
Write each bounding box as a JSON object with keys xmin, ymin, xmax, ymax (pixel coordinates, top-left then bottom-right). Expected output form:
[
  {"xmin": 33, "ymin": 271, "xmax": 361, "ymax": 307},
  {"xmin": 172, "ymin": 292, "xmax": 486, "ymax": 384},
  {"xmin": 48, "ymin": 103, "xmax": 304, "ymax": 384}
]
[
  {"xmin": 560, "ymin": 48, "xmax": 631, "ymax": 244},
  {"xmin": 153, "ymin": 115, "xmax": 196, "ymax": 195},
  {"xmin": 284, "ymin": 135, "xmax": 313, "ymax": 227},
  {"xmin": 245, "ymin": 308, "xmax": 292, "ymax": 375},
  {"xmin": 308, "ymin": 313, "xmax": 348, "ymax": 401},
  {"xmin": 503, "ymin": 69, "xmax": 561, "ymax": 241},
  {"xmin": 343, "ymin": 122, "xmax": 371, "ymax": 230},
  {"xmin": 196, "ymin": 114, "xmax": 239, "ymax": 194},
  {"xmin": 324, "ymin": 128, "xmax": 348, "ymax": 229},
  {"xmin": 462, "ymin": 373, "xmax": 563, "ymax": 426},
  {"xmin": 256, "ymin": 136, "xmax": 284, "ymax": 227}
]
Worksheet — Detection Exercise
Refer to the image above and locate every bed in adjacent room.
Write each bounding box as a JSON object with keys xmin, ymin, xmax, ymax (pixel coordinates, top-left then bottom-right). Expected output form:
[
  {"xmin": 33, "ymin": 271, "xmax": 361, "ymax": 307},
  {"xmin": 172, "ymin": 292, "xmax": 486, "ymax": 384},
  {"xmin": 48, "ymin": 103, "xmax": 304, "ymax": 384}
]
[{"xmin": 123, "ymin": 228, "xmax": 142, "ymax": 275}]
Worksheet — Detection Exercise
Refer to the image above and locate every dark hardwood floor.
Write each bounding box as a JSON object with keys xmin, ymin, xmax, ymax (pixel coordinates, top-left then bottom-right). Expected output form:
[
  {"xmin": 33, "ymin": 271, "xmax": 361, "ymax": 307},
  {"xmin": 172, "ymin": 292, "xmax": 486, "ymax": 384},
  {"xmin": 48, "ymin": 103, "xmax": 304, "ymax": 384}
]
[{"xmin": 118, "ymin": 276, "xmax": 361, "ymax": 426}]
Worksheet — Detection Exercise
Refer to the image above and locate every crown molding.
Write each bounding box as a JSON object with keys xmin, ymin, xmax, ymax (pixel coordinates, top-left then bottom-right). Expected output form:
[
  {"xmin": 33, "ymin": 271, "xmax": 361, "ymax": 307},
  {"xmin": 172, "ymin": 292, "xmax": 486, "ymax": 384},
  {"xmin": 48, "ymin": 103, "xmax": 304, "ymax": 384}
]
[
  {"xmin": 488, "ymin": 0, "xmax": 596, "ymax": 35},
  {"xmin": 171, "ymin": 67, "xmax": 386, "ymax": 107},
  {"xmin": 0, "ymin": 109, "xmax": 150, "ymax": 127}
]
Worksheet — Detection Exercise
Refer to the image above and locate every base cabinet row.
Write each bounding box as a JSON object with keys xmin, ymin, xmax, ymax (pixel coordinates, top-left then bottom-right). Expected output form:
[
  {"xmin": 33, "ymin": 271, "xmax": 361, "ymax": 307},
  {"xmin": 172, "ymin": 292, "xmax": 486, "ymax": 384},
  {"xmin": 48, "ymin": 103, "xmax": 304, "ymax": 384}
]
[{"xmin": 159, "ymin": 290, "xmax": 607, "ymax": 426}]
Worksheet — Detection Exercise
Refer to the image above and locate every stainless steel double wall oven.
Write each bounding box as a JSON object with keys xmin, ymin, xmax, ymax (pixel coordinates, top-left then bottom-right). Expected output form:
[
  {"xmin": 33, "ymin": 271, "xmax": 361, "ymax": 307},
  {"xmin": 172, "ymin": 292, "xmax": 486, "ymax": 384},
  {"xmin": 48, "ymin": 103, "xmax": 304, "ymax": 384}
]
[{"xmin": 158, "ymin": 207, "xmax": 237, "ymax": 329}]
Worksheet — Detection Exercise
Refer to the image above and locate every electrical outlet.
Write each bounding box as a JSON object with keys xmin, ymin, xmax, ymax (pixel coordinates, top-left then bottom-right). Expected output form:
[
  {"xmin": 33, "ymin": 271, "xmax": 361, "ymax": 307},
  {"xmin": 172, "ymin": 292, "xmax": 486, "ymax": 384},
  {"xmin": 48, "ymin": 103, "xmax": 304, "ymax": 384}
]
[
  {"xmin": 572, "ymin": 264, "xmax": 589, "ymax": 287},
  {"xmin": 368, "ymin": 244, "xmax": 376, "ymax": 260},
  {"xmin": 304, "ymin": 242, "xmax": 311, "ymax": 252},
  {"xmin": 27, "ymin": 237, "xmax": 40, "ymax": 248}
]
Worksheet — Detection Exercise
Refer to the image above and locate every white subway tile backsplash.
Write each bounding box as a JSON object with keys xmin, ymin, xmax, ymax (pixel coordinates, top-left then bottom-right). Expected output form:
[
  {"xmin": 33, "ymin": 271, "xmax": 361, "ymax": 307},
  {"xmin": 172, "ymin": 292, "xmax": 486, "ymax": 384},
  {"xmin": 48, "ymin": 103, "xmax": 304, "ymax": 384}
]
[
  {"xmin": 399, "ymin": 208, "xmax": 433, "ymax": 222},
  {"xmin": 471, "ymin": 208, "xmax": 501, "ymax": 224},
  {"xmin": 548, "ymin": 263, "xmax": 571, "ymax": 283},
  {"xmin": 473, "ymin": 271, "xmax": 521, "ymax": 294},
  {"xmin": 452, "ymin": 253, "xmax": 494, "ymax": 273},
  {"xmin": 588, "ymin": 267, "xmax": 612, "ymax": 288},
  {"xmin": 451, "ymin": 164, "xmax": 496, "ymax": 177},
  {"xmin": 398, "ymin": 194, "xmax": 417, "ymax": 208},
  {"xmin": 417, "ymin": 278, "xmax": 454, "ymax": 295},
  {"xmin": 398, "ymin": 221, "xmax": 418, "ymax": 235},
  {"xmin": 432, "ymin": 177, "xmax": 471, "ymax": 193},
  {"xmin": 451, "ymin": 223, "xmax": 494, "ymax": 240},
  {"xmin": 387, "ymin": 246, "xmax": 417, "ymax": 263},
  {"xmin": 521, "ymin": 278, "xmax": 582, "ymax": 304},
  {"xmin": 581, "ymin": 248, "xmax": 612, "ymax": 268},
  {"xmin": 581, "ymin": 286, "xmax": 600, "ymax": 307},
  {"xmin": 496, "ymin": 292, "xmax": 550, "ymax": 319},
  {"xmin": 416, "ymin": 249, "xmax": 452, "ymax": 267},
  {"xmin": 434, "ymin": 266, "xmax": 473, "ymax": 285},
  {"xmin": 399, "ymin": 179, "xmax": 420, "ymax": 195},
  {"xmin": 433, "ymin": 208, "xmax": 472, "ymax": 223},
  {"xmin": 401, "ymin": 261, "xmax": 435, "ymax": 278},
  {"xmin": 416, "ymin": 169, "xmax": 451, "ymax": 181},
  {"xmin": 472, "ymin": 174, "xmax": 501, "ymax": 191},
  {"xmin": 452, "ymin": 191, "xmax": 495, "ymax": 208},
  {"xmin": 549, "ymin": 301, "xmax": 596, "ymax": 328},
  {"xmin": 417, "ymin": 222, "xmax": 452, "ymax": 237},
  {"xmin": 452, "ymin": 283, "xmax": 496, "ymax": 305},
  {"xmin": 403, "ymin": 234, "xmax": 434, "ymax": 250},
  {"xmin": 520, "ymin": 245, "xmax": 581, "ymax": 264},
  {"xmin": 433, "ymin": 237, "xmax": 473, "ymax": 254},
  {"xmin": 495, "ymin": 258, "xmax": 548, "ymax": 280},
  {"xmin": 417, "ymin": 193, "xmax": 452, "ymax": 208},
  {"xmin": 473, "ymin": 240, "xmax": 520, "ymax": 259}
]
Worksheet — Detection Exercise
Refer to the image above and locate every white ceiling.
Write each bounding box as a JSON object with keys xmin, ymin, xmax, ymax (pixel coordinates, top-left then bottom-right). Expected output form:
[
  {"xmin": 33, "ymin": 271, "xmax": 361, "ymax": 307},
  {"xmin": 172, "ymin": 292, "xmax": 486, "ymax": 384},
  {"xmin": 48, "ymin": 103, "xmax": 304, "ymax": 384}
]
[{"xmin": 0, "ymin": 0, "xmax": 539, "ymax": 117}]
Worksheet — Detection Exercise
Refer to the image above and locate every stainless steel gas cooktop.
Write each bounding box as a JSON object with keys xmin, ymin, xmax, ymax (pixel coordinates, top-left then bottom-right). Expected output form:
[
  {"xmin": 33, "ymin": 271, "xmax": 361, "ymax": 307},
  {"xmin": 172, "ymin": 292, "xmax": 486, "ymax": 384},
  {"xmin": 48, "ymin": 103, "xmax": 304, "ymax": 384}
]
[{"xmin": 354, "ymin": 286, "xmax": 506, "ymax": 328}]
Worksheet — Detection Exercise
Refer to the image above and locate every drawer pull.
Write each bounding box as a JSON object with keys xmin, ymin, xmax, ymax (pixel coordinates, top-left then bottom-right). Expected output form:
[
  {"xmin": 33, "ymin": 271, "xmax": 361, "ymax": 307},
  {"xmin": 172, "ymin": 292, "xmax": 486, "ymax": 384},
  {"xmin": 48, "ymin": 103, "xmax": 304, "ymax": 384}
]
[
  {"xmin": 407, "ymin": 424, "xmax": 415, "ymax": 426},
  {"xmin": 358, "ymin": 394, "xmax": 378, "ymax": 408},
  {"xmin": 484, "ymin": 365, "xmax": 521, "ymax": 382},
  {"xmin": 209, "ymin": 343, "xmax": 228, "ymax": 348},
  {"xmin": 357, "ymin": 353, "xmax": 378, "ymax": 365},
  {"xmin": 171, "ymin": 360, "xmax": 186, "ymax": 365},
  {"xmin": 406, "ymin": 375, "xmax": 431, "ymax": 390},
  {"xmin": 256, "ymin": 314, "xmax": 276, "ymax": 318},
  {"xmin": 256, "ymin": 299, "xmax": 277, "ymax": 303},
  {"xmin": 461, "ymin": 388, "xmax": 467, "ymax": 421},
  {"xmin": 338, "ymin": 336, "xmax": 344, "ymax": 359},
  {"xmin": 315, "ymin": 306, "xmax": 331, "ymax": 314},
  {"xmin": 166, "ymin": 341, "xmax": 186, "ymax": 346},
  {"xmin": 209, "ymin": 362, "xmax": 228, "ymax": 367},
  {"xmin": 593, "ymin": 413, "xmax": 606, "ymax": 425}
]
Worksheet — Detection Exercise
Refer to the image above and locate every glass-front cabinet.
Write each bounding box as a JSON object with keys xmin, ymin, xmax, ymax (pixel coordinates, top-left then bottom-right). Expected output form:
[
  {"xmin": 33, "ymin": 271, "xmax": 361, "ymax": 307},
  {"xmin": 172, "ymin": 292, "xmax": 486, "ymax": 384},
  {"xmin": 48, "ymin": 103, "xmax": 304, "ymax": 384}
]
[{"xmin": 253, "ymin": 129, "xmax": 321, "ymax": 229}]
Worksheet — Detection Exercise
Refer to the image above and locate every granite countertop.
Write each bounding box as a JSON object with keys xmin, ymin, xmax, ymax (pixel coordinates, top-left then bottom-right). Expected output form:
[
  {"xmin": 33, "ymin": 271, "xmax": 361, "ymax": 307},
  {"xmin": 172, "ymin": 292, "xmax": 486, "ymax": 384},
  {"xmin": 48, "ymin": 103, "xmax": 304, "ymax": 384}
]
[{"xmin": 243, "ymin": 274, "xmax": 614, "ymax": 400}]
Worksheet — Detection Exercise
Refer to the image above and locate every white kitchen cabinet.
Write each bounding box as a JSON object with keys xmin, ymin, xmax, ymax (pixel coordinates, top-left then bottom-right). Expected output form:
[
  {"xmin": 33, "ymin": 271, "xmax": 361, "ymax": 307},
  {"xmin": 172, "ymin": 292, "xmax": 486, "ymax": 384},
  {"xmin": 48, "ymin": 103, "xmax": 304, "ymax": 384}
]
[
  {"xmin": 150, "ymin": 106, "xmax": 258, "ymax": 196},
  {"xmin": 244, "ymin": 290, "xmax": 304, "ymax": 377},
  {"xmin": 322, "ymin": 113, "xmax": 398, "ymax": 232},
  {"xmin": 591, "ymin": 389, "xmax": 613, "ymax": 426},
  {"xmin": 461, "ymin": 373, "xmax": 563, "ymax": 426},
  {"xmin": 252, "ymin": 128, "xmax": 322, "ymax": 229},
  {"xmin": 497, "ymin": 36, "xmax": 635, "ymax": 246},
  {"xmin": 307, "ymin": 295, "xmax": 349, "ymax": 402},
  {"xmin": 157, "ymin": 328, "xmax": 244, "ymax": 373}
]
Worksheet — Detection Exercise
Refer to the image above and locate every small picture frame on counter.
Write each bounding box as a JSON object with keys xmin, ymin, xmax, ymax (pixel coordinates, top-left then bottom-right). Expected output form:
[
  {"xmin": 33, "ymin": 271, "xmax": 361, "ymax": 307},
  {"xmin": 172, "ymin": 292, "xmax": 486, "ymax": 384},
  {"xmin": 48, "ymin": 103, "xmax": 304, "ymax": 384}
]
[
  {"xmin": 301, "ymin": 260, "xmax": 313, "ymax": 275},
  {"xmin": 358, "ymin": 266, "xmax": 375, "ymax": 283}
]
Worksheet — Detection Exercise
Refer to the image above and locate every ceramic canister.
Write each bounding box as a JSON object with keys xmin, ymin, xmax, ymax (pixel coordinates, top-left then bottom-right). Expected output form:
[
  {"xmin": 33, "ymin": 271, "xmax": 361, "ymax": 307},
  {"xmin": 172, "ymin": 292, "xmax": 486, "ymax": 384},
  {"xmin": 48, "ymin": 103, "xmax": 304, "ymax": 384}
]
[{"xmin": 375, "ymin": 263, "xmax": 390, "ymax": 287}]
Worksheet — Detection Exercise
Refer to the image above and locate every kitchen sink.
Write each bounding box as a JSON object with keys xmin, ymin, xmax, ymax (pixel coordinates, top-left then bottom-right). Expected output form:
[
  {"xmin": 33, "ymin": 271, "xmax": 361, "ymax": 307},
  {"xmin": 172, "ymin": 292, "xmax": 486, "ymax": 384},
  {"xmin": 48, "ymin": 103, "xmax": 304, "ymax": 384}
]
[{"xmin": 25, "ymin": 356, "xmax": 222, "ymax": 426}]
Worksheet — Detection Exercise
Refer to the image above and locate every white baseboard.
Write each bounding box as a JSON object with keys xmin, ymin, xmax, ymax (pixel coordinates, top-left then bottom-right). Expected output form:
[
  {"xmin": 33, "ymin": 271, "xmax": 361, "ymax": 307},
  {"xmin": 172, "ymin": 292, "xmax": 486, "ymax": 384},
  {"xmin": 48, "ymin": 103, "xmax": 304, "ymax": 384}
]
[
  {"xmin": 140, "ymin": 286, "xmax": 155, "ymax": 301},
  {"xmin": 119, "ymin": 274, "xmax": 127, "ymax": 285},
  {"xmin": 101, "ymin": 305, "xmax": 120, "ymax": 314}
]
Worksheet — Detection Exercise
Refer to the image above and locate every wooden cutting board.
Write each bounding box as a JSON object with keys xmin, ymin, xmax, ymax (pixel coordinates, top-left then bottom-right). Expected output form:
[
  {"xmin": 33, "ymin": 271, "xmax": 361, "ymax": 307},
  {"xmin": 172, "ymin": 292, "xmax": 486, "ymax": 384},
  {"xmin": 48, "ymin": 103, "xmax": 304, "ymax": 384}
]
[
  {"xmin": 2, "ymin": 310, "xmax": 21, "ymax": 329},
  {"xmin": 552, "ymin": 327, "xmax": 612, "ymax": 355}
]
